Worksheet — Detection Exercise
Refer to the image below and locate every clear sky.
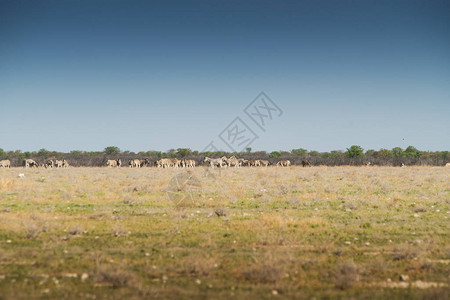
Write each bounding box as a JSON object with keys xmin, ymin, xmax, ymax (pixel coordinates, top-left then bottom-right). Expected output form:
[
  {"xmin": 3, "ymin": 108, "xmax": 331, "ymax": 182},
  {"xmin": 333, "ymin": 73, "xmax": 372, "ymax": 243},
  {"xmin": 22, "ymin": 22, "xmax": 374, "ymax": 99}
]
[{"xmin": 1, "ymin": 0, "xmax": 449, "ymax": 153}]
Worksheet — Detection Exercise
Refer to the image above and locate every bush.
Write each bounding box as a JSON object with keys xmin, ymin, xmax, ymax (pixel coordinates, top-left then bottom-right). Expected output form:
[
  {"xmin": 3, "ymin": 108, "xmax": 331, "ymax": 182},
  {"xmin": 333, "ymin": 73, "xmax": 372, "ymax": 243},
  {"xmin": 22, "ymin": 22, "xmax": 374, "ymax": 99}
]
[
  {"xmin": 291, "ymin": 148, "xmax": 307, "ymax": 156},
  {"xmin": 345, "ymin": 145, "xmax": 363, "ymax": 158},
  {"xmin": 37, "ymin": 148, "xmax": 50, "ymax": 157},
  {"xmin": 269, "ymin": 151, "xmax": 281, "ymax": 158},
  {"xmin": 404, "ymin": 146, "xmax": 422, "ymax": 158},
  {"xmin": 392, "ymin": 147, "xmax": 404, "ymax": 157},
  {"xmin": 104, "ymin": 146, "xmax": 121, "ymax": 155},
  {"xmin": 176, "ymin": 148, "xmax": 191, "ymax": 157}
]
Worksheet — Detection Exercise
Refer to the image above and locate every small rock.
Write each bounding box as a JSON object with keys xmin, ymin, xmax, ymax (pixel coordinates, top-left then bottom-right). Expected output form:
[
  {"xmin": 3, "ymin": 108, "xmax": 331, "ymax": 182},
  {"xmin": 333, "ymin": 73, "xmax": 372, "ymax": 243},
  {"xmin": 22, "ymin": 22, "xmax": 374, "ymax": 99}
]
[
  {"xmin": 365, "ymin": 242, "xmax": 370, "ymax": 246},
  {"xmin": 344, "ymin": 241, "xmax": 351, "ymax": 245},
  {"xmin": 6, "ymin": 240, "xmax": 11, "ymax": 244},
  {"xmin": 272, "ymin": 290, "xmax": 278, "ymax": 295},
  {"xmin": 64, "ymin": 273, "xmax": 77, "ymax": 278},
  {"xmin": 195, "ymin": 279, "xmax": 201, "ymax": 285},
  {"xmin": 413, "ymin": 214, "xmax": 419, "ymax": 218},
  {"xmin": 81, "ymin": 273, "xmax": 89, "ymax": 281},
  {"xmin": 400, "ymin": 274, "xmax": 409, "ymax": 281}
]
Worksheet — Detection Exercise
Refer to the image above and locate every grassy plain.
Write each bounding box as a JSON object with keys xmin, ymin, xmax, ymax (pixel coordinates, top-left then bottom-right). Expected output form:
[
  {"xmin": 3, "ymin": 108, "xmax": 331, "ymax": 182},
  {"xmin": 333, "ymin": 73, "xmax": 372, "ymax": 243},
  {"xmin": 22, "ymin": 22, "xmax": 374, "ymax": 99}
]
[{"xmin": 0, "ymin": 166, "xmax": 449, "ymax": 299}]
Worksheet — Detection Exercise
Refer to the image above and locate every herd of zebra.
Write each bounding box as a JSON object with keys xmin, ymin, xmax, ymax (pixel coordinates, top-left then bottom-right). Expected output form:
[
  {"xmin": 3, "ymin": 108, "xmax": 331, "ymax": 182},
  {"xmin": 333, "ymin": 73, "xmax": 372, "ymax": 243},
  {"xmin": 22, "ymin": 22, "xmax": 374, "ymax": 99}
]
[
  {"xmin": 105, "ymin": 156, "xmax": 311, "ymax": 168},
  {"xmin": 1, "ymin": 158, "xmax": 449, "ymax": 169},
  {"xmin": 0, "ymin": 156, "xmax": 307, "ymax": 169},
  {"xmin": 0, "ymin": 159, "xmax": 70, "ymax": 168}
]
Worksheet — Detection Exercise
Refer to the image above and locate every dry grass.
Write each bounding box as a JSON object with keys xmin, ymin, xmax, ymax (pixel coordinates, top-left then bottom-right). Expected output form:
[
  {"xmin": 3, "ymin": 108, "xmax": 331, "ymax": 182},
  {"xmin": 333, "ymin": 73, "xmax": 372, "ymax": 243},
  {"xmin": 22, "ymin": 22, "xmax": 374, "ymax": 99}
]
[{"xmin": 0, "ymin": 166, "xmax": 449, "ymax": 299}]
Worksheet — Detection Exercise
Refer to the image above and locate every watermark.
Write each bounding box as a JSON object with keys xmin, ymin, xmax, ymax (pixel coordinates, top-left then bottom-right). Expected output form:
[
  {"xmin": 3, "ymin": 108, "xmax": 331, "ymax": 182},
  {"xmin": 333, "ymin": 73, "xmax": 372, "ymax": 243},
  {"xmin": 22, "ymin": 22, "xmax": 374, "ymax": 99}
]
[
  {"xmin": 166, "ymin": 171, "xmax": 202, "ymax": 206},
  {"xmin": 218, "ymin": 117, "xmax": 258, "ymax": 153},
  {"xmin": 244, "ymin": 92, "xmax": 283, "ymax": 132},
  {"xmin": 202, "ymin": 92, "xmax": 283, "ymax": 153}
]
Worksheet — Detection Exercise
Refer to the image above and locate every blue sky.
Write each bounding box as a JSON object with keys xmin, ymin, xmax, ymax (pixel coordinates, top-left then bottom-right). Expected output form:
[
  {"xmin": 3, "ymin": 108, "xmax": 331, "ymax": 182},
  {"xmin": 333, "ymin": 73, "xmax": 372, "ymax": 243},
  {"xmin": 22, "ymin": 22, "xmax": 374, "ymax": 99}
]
[{"xmin": 1, "ymin": 0, "xmax": 449, "ymax": 152}]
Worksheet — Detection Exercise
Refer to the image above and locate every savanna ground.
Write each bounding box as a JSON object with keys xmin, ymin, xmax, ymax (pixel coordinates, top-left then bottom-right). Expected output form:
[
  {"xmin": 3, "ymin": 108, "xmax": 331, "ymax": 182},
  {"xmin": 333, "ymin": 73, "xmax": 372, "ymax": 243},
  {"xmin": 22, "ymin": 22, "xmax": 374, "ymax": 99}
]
[{"xmin": 0, "ymin": 166, "xmax": 449, "ymax": 299}]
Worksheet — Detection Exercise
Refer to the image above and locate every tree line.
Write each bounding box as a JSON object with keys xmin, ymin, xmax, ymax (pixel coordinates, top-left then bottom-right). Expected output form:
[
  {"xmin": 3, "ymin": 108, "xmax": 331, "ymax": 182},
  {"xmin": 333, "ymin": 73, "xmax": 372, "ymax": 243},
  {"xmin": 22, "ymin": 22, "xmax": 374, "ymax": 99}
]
[{"xmin": 0, "ymin": 146, "xmax": 448, "ymax": 167}]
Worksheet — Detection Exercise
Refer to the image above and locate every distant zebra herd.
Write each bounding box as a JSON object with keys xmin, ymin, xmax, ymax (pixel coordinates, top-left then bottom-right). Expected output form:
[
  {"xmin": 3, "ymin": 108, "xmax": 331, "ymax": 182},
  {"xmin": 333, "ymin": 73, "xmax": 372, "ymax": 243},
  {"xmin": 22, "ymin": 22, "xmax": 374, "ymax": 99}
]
[
  {"xmin": 0, "ymin": 159, "xmax": 70, "ymax": 168},
  {"xmin": 1, "ymin": 158, "xmax": 449, "ymax": 169},
  {"xmin": 8, "ymin": 159, "xmax": 71, "ymax": 168},
  {"xmin": 105, "ymin": 156, "xmax": 302, "ymax": 168}
]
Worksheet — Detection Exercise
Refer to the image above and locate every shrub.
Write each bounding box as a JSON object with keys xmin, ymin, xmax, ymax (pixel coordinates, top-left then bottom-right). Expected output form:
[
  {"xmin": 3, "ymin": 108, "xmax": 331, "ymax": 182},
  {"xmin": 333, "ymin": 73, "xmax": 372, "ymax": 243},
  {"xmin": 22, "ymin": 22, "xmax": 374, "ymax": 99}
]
[
  {"xmin": 291, "ymin": 148, "xmax": 307, "ymax": 156},
  {"xmin": 334, "ymin": 261, "xmax": 359, "ymax": 289},
  {"xmin": 37, "ymin": 148, "xmax": 50, "ymax": 157},
  {"xmin": 269, "ymin": 151, "xmax": 281, "ymax": 158},
  {"xmin": 104, "ymin": 146, "xmax": 120, "ymax": 155},
  {"xmin": 345, "ymin": 145, "xmax": 364, "ymax": 158}
]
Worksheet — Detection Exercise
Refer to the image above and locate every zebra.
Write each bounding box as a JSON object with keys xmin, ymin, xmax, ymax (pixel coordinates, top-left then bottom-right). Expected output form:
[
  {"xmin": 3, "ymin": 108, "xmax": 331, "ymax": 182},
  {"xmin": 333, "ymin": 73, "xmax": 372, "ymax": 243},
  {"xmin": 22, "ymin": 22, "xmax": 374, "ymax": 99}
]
[
  {"xmin": 62, "ymin": 160, "xmax": 69, "ymax": 168},
  {"xmin": 248, "ymin": 160, "xmax": 261, "ymax": 167},
  {"xmin": 156, "ymin": 158, "xmax": 179, "ymax": 168},
  {"xmin": 225, "ymin": 156, "xmax": 240, "ymax": 167},
  {"xmin": 45, "ymin": 160, "xmax": 54, "ymax": 168},
  {"xmin": 238, "ymin": 158, "xmax": 248, "ymax": 167},
  {"xmin": 302, "ymin": 159, "xmax": 311, "ymax": 167},
  {"xmin": 54, "ymin": 160, "xmax": 63, "ymax": 168},
  {"xmin": 140, "ymin": 159, "xmax": 151, "ymax": 167},
  {"xmin": 259, "ymin": 160, "xmax": 270, "ymax": 167},
  {"xmin": 129, "ymin": 159, "xmax": 141, "ymax": 168},
  {"xmin": 183, "ymin": 159, "xmax": 196, "ymax": 168},
  {"xmin": 106, "ymin": 159, "xmax": 121, "ymax": 167},
  {"xmin": 169, "ymin": 158, "xmax": 181, "ymax": 168},
  {"xmin": 204, "ymin": 157, "xmax": 225, "ymax": 168},
  {"xmin": 24, "ymin": 159, "xmax": 38, "ymax": 168},
  {"xmin": 276, "ymin": 160, "xmax": 291, "ymax": 167},
  {"xmin": 0, "ymin": 160, "xmax": 10, "ymax": 168}
]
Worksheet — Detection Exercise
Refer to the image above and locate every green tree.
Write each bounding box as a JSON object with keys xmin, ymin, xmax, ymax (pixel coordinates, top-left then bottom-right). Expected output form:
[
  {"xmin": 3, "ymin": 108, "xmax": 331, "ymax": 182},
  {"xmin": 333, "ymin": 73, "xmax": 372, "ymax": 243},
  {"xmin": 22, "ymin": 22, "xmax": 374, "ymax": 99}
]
[
  {"xmin": 70, "ymin": 150, "xmax": 83, "ymax": 157},
  {"xmin": 176, "ymin": 148, "xmax": 191, "ymax": 157},
  {"xmin": 392, "ymin": 147, "xmax": 404, "ymax": 157},
  {"xmin": 291, "ymin": 148, "xmax": 308, "ymax": 156},
  {"xmin": 269, "ymin": 151, "xmax": 281, "ymax": 158},
  {"xmin": 404, "ymin": 146, "xmax": 422, "ymax": 158},
  {"xmin": 148, "ymin": 151, "xmax": 162, "ymax": 158},
  {"xmin": 345, "ymin": 145, "xmax": 364, "ymax": 158},
  {"xmin": 104, "ymin": 146, "xmax": 120, "ymax": 155},
  {"xmin": 365, "ymin": 149, "xmax": 376, "ymax": 156},
  {"xmin": 330, "ymin": 150, "xmax": 343, "ymax": 157},
  {"xmin": 377, "ymin": 148, "xmax": 392, "ymax": 158},
  {"xmin": 0, "ymin": 148, "xmax": 6, "ymax": 158},
  {"xmin": 37, "ymin": 148, "xmax": 50, "ymax": 157},
  {"xmin": 246, "ymin": 147, "xmax": 252, "ymax": 153},
  {"xmin": 308, "ymin": 150, "xmax": 319, "ymax": 156}
]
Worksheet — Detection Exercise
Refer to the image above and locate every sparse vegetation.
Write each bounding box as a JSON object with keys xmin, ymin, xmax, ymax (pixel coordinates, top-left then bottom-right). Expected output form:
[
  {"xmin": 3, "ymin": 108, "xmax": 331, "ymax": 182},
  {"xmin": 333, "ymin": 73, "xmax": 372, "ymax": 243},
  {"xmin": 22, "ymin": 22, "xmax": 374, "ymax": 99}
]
[{"xmin": 0, "ymin": 166, "xmax": 448, "ymax": 299}]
